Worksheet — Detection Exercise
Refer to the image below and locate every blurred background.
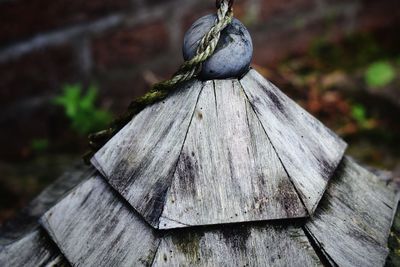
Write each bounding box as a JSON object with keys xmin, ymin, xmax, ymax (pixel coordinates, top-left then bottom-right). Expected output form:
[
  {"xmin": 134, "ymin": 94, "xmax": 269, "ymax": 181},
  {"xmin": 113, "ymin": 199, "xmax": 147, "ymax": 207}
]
[{"xmin": 0, "ymin": 0, "xmax": 399, "ymax": 224}]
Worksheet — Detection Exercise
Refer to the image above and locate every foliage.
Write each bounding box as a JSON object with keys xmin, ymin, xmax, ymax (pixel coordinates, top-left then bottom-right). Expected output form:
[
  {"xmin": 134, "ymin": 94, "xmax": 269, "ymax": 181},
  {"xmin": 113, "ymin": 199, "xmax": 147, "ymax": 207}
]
[
  {"xmin": 30, "ymin": 138, "xmax": 49, "ymax": 152},
  {"xmin": 309, "ymin": 33, "xmax": 383, "ymax": 71},
  {"xmin": 364, "ymin": 61, "xmax": 396, "ymax": 88},
  {"xmin": 53, "ymin": 84, "xmax": 112, "ymax": 135},
  {"xmin": 351, "ymin": 104, "xmax": 367, "ymax": 124},
  {"xmin": 350, "ymin": 103, "xmax": 375, "ymax": 129}
]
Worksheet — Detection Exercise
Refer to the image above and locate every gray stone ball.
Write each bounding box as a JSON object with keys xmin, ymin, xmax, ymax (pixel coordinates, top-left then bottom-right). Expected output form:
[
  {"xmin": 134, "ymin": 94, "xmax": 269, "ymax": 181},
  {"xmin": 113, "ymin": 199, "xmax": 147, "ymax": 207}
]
[{"xmin": 183, "ymin": 14, "xmax": 253, "ymax": 80}]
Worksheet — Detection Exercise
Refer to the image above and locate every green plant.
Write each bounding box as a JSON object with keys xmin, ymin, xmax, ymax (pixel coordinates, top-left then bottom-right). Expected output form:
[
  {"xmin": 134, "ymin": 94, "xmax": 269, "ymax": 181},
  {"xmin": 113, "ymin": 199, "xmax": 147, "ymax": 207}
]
[
  {"xmin": 351, "ymin": 104, "xmax": 368, "ymax": 125},
  {"xmin": 365, "ymin": 61, "xmax": 396, "ymax": 88},
  {"xmin": 30, "ymin": 138, "xmax": 49, "ymax": 152},
  {"xmin": 351, "ymin": 103, "xmax": 376, "ymax": 130},
  {"xmin": 53, "ymin": 84, "xmax": 112, "ymax": 135},
  {"xmin": 308, "ymin": 33, "xmax": 384, "ymax": 71}
]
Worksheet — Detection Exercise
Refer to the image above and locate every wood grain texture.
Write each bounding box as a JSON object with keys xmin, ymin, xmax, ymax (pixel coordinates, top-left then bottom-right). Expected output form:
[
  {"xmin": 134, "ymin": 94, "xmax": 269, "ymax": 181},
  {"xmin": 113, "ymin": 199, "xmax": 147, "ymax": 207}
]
[
  {"xmin": 160, "ymin": 80, "xmax": 306, "ymax": 229},
  {"xmin": 0, "ymin": 163, "xmax": 91, "ymax": 246},
  {"xmin": 38, "ymin": 159, "xmax": 397, "ymax": 266},
  {"xmin": 153, "ymin": 224, "xmax": 322, "ymax": 267},
  {"xmin": 91, "ymin": 80, "xmax": 203, "ymax": 227},
  {"xmin": 0, "ymin": 164, "xmax": 91, "ymax": 267},
  {"xmin": 0, "ymin": 228, "xmax": 66, "ymax": 267},
  {"xmin": 39, "ymin": 173, "xmax": 320, "ymax": 266},
  {"xmin": 240, "ymin": 69, "xmax": 347, "ymax": 214},
  {"xmin": 305, "ymin": 156, "xmax": 398, "ymax": 267},
  {"xmin": 41, "ymin": 175, "xmax": 160, "ymax": 267}
]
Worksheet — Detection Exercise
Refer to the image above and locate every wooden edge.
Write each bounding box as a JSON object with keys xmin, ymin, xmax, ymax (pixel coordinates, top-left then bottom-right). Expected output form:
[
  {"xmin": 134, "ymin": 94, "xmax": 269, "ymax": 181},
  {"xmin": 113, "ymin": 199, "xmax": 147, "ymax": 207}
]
[
  {"xmin": 0, "ymin": 228, "xmax": 68, "ymax": 267},
  {"xmin": 0, "ymin": 163, "xmax": 92, "ymax": 247}
]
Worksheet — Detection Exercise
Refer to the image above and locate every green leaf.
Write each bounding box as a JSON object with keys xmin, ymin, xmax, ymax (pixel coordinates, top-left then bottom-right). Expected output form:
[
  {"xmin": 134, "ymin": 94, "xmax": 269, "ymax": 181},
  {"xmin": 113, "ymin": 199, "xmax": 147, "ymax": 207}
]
[
  {"xmin": 52, "ymin": 83, "xmax": 112, "ymax": 135},
  {"xmin": 351, "ymin": 104, "xmax": 367, "ymax": 125},
  {"xmin": 31, "ymin": 139, "xmax": 49, "ymax": 152},
  {"xmin": 80, "ymin": 85, "xmax": 97, "ymax": 110},
  {"xmin": 53, "ymin": 84, "xmax": 83, "ymax": 117},
  {"xmin": 365, "ymin": 61, "xmax": 396, "ymax": 88}
]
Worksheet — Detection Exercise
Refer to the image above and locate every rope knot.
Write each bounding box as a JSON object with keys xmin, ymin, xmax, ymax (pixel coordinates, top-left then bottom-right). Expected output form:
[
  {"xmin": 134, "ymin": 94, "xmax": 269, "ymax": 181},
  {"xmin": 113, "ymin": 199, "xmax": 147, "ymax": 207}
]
[
  {"xmin": 84, "ymin": 1, "xmax": 234, "ymax": 163},
  {"xmin": 154, "ymin": 0, "xmax": 233, "ymax": 89},
  {"xmin": 216, "ymin": 0, "xmax": 234, "ymax": 10}
]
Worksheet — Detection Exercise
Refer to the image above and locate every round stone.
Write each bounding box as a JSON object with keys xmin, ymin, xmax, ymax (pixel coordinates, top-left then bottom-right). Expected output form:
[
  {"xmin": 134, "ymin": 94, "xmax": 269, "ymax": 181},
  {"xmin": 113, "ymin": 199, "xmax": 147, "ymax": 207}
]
[{"xmin": 183, "ymin": 14, "xmax": 253, "ymax": 80}]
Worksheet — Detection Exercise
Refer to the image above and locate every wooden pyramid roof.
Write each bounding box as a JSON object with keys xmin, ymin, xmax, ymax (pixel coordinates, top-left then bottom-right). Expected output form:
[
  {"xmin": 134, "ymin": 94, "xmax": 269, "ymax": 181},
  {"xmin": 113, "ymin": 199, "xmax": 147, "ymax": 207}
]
[
  {"xmin": 91, "ymin": 69, "xmax": 347, "ymax": 229},
  {"xmin": 35, "ymin": 157, "xmax": 397, "ymax": 267},
  {"xmin": 0, "ymin": 70, "xmax": 397, "ymax": 267}
]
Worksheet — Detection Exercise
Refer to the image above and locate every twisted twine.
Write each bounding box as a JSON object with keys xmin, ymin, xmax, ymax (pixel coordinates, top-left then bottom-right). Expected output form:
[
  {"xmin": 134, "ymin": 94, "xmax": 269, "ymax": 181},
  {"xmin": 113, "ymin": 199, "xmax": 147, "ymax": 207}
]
[{"xmin": 84, "ymin": 0, "xmax": 233, "ymax": 162}]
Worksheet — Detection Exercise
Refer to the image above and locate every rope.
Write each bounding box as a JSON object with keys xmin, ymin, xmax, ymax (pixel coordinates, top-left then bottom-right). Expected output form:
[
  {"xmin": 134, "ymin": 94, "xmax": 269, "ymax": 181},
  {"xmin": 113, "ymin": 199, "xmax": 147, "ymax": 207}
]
[{"xmin": 84, "ymin": 0, "xmax": 234, "ymax": 162}]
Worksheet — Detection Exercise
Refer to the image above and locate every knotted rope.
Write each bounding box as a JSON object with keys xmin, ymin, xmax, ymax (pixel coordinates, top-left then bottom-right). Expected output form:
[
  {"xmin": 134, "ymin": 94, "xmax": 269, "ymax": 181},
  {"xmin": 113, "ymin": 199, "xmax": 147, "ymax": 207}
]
[{"xmin": 84, "ymin": 0, "xmax": 234, "ymax": 162}]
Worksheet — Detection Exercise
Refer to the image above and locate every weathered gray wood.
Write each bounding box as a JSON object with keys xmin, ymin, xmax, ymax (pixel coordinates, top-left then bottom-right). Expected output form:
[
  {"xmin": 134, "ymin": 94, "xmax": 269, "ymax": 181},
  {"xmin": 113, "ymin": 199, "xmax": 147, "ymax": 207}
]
[
  {"xmin": 0, "ymin": 228, "xmax": 67, "ymax": 267},
  {"xmin": 0, "ymin": 163, "xmax": 91, "ymax": 246},
  {"xmin": 160, "ymin": 79, "xmax": 306, "ymax": 229},
  {"xmin": 39, "ymin": 172, "xmax": 321, "ymax": 266},
  {"xmin": 0, "ymin": 164, "xmax": 90, "ymax": 267},
  {"xmin": 41, "ymin": 174, "xmax": 160, "ymax": 267},
  {"xmin": 386, "ymin": 199, "xmax": 400, "ymax": 266},
  {"xmin": 153, "ymin": 224, "xmax": 322, "ymax": 266},
  {"xmin": 305, "ymin": 156, "xmax": 398, "ymax": 267},
  {"xmin": 91, "ymin": 80, "xmax": 203, "ymax": 228},
  {"xmin": 240, "ymin": 69, "xmax": 347, "ymax": 213}
]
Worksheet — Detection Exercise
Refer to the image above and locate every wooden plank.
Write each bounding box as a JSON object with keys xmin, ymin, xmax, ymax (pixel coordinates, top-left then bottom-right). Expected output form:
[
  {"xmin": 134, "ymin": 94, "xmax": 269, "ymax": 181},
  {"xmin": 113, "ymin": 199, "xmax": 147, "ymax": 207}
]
[
  {"xmin": 240, "ymin": 69, "xmax": 347, "ymax": 213},
  {"xmin": 305, "ymin": 156, "xmax": 398, "ymax": 267},
  {"xmin": 386, "ymin": 199, "xmax": 400, "ymax": 266},
  {"xmin": 0, "ymin": 163, "xmax": 91, "ymax": 246},
  {"xmin": 153, "ymin": 224, "xmax": 322, "ymax": 266},
  {"xmin": 160, "ymin": 79, "xmax": 306, "ymax": 229},
  {"xmin": 38, "ymin": 172, "xmax": 317, "ymax": 267},
  {"xmin": 0, "ymin": 228, "xmax": 66, "ymax": 267},
  {"xmin": 40, "ymin": 175, "xmax": 160, "ymax": 267},
  {"xmin": 91, "ymin": 80, "xmax": 203, "ymax": 227},
  {"xmin": 0, "ymin": 164, "xmax": 91, "ymax": 267}
]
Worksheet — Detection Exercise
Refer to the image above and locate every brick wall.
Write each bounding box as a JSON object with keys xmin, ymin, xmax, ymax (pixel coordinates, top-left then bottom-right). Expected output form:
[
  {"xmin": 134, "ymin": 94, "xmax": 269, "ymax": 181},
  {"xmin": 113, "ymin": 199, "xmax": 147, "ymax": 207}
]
[{"xmin": 0, "ymin": 0, "xmax": 399, "ymax": 158}]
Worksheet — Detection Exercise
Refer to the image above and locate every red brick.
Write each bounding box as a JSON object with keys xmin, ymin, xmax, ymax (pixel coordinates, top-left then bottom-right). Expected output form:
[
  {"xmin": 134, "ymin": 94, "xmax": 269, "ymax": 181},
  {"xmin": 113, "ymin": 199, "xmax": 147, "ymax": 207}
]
[
  {"xmin": 95, "ymin": 61, "xmax": 180, "ymax": 110},
  {"xmin": 182, "ymin": 6, "xmax": 216, "ymax": 34},
  {"xmin": 260, "ymin": 0, "xmax": 314, "ymax": 21},
  {"xmin": 181, "ymin": 0, "xmax": 253, "ymax": 33},
  {"xmin": 251, "ymin": 21, "xmax": 336, "ymax": 67},
  {"xmin": 92, "ymin": 21, "xmax": 170, "ymax": 71},
  {"xmin": 146, "ymin": 0, "xmax": 167, "ymax": 6},
  {"xmin": 0, "ymin": 0, "xmax": 131, "ymax": 45},
  {"xmin": 358, "ymin": 0, "xmax": 400, "ymax": 31},
  {"xmin": 0, "ymin": 45, "xmax": 80, "ymax": 107},
  {"xmin": 233, "ymin": 0, "xmax": 255, "ymax": 20},
  {"xmin": 0, "ymin": 106, "xmax": 55, "ymax": 160}
]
